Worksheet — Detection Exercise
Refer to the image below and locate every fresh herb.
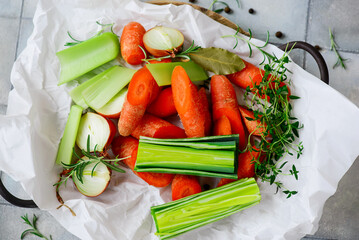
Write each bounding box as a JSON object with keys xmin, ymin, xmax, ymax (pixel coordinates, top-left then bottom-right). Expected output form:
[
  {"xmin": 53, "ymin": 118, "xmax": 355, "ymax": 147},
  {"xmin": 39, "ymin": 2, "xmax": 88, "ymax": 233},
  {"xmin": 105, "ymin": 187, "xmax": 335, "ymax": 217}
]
[
  {"xmin": 329, "ymin": 28, "xmax": 347, "ymax": 69},
  {"xmin": 222, "ymin": 27, "xmax": 274, "ymax": 65},
  {"xmin": 54, "ymin": 135, "xmax": 127, "ymax": 189},
  {"xmin": 21, "ymin": 214, "xmax": 52, "ymax": 240},
  {"xmin": 209, "ymin": 0, "xmax": 240, "ymax": 13},
  {"xmin": 65, "ymin": 21, "xmax": 117, "ymax": 47},
  {"xmin": 141, "ymin": 40, "xmax": 201, "ymax": 63},
  {"xmin": 224, "ymin": 28, "xmax": 303, "ymax": 198}
]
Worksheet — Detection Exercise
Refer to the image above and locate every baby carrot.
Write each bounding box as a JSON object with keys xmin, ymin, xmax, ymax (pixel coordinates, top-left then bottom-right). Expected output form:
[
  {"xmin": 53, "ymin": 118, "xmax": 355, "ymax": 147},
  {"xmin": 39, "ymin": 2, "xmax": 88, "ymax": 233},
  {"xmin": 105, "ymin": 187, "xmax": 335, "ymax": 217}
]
[
  {"xmin": 172, "ymin": 66, "xmax": 205, "ymax": 138},
  {"xmin": 111, "ymin": 136, "xmax": 139, "ymax": 167},
  {"xmin": 120, "ymin": 22, "xmax": 146, "ymax": 65},
  {"xmin": 226, "ymin": 60, "xmax": 264, "ymax": 89},
  {"xmin": 171, "ymin": 175, "xmax": 202, "ymax": 201},
  {"xmin": 118, "ymin": 67, "xmax": 158, "ymax": 136},
  {"xmin": 213, "ymin": 115, "xmax": 232, "ymax": 136},
  {"xmin": 197, "ymin": 87, "xmax": 212, "ymax": 136},
  {"xmin": 130, "ymin": 147, "xmax": 174, "ymax": 187},
  {"xmin": 238, "ymin": 105, "xmax": 267, "ymax": 136},
  {"xmin": 210, "ymin": 75, "xmax": 247, "ymax": 149},
  {"xmin": 131, "ymin": 113, "xmax": 186, "ymax": 139},
  {"xmin": 147, "ymin": 87, "xmax": 177, "ymax": 118}
]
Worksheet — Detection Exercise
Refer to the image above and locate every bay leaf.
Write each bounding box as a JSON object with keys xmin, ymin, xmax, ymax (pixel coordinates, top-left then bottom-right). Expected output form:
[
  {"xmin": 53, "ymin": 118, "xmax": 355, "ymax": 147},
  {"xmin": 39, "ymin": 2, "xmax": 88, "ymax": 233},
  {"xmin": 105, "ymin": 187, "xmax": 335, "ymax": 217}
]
[{"xmin": 188, "ymin": 47, "xmax": 245, "ymax": 75}]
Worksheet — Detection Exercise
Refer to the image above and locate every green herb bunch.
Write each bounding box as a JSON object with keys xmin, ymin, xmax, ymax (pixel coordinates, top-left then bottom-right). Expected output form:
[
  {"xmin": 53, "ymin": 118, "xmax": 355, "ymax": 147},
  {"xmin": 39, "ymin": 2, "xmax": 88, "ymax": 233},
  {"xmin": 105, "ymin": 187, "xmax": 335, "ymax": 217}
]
[{"xmin": 224, "ymin": 28, "xmax": 303, "ymax": 198}]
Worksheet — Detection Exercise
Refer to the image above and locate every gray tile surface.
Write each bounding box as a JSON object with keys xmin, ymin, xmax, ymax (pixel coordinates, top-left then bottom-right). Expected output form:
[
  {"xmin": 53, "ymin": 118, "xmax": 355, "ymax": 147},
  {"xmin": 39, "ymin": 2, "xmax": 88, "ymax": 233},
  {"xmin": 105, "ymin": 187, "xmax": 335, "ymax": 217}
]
[
  {"xmin": 1, "ymin": 0, "xmax": 359, "ymax": 240},
  {"xmin": 0, "ymin": 17, "xmax": 20, "ymax": 105},
  {"xmin": 0, "ymin": 0, "xmax": 22, "ymax": 18},
  {"xmin": 23, "ymin": 0, "xmax": 38, "ymax": 19},
  {"xmin": 307, "ymin": 0, "xmax": 359, "ymax": 52},
  {"xmin": 17, "ymin": 18, "xmax": 34, "ymax": 58},
  {"xmin": 0, "ymin": 204, "xmax": 80, "ymax": 240},
  {"xmin": 305, "ymin": 49, "xmax": 359, "ymax": 106},
  {"xmin": 195, "ymin": 0, "xmax": 309, "ymax": 45}
]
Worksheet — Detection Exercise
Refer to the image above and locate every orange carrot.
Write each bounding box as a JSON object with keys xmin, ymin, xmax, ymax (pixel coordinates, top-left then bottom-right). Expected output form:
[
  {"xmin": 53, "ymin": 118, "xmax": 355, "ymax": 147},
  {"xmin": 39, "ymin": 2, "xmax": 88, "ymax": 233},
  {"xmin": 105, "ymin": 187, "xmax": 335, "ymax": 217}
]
[
  {"xmin": 131, "ymin": 113, "xmax": 186, "ymax": 139},
  {"xmin": 210, "ymin": 75, "xmax": 247, "ymax": 149},
  {"xmin": 130, "ymin": 147, "xmax": 174, "ymax": 187},
  {"xmin": 172, "ymin": 66, "xmax": 205, "ymax": 138},
  {"xmin": 226, "ymin": 60, "xmax": 264, "ymax": 89},
  {"xmin": 238, "ymin": 105, "xmax": 267, "ymax": 136},
  {"xmin": 171, "ymin": 175, "xmax": 202, "ymax": 201},
  {"xmin": 111, "ymin": 136, "xmax": 139, "ymax": 167},
  {"xmin": 213, "ymin": 115, "xmax": 232, "ymax": 136},
  {"xmin": 197, "ymin": 87, "xmax": 212, "ymax": 136},
  {"xmin": 147, "ymin": 87, "xmax": 177, "ymax": 118},
  {"xmin": 217, "ymin": 148, "xmax": 263, "ymax": 188},
  {"xmin": 146, "ymin": 58, "xmax": 172, "ymax": 64},
  {"xmin": 118, "ymin": 67, "xmax": 158, "ymax": 136},
  {"xmin": 120, "ymin": 22, "xmax": 146, "ymax": 65}
]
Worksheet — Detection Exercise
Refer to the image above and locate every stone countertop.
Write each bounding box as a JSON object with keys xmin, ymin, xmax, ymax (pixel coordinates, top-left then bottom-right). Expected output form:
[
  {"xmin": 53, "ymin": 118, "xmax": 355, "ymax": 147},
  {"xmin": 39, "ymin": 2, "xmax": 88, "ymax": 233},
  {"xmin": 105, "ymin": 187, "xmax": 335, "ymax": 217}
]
[{"xmin": 1, "ymin": 0, "xmax": 358, "ymax": 239}]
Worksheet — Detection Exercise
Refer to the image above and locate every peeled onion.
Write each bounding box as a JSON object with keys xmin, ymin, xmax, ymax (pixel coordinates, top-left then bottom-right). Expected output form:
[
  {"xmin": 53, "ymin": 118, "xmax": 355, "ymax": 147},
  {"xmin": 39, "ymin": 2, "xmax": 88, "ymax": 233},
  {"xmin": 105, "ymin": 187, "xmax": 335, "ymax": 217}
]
[
  {"xmin": 72, "ymin": 157, "xmax": 111, "ymax": 197},
  {"xmin": 143, "ymin": 26, "xmax": 184, "ymax": 57}
]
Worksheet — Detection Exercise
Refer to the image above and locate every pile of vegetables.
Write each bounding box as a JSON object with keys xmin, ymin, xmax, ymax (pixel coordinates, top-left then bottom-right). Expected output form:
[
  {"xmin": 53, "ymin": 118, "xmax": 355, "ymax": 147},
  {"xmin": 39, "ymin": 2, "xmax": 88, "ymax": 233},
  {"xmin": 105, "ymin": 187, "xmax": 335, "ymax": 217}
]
[{"xmin": 54, "ymin": 20, "xmax": 301, "ymax": 238}]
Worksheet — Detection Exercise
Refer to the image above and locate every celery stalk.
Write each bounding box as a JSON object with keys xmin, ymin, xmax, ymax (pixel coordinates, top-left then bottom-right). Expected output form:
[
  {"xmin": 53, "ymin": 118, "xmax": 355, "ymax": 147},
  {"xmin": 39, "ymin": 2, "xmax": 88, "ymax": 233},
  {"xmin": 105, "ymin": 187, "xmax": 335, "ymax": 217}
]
[
  {"xmin": 55, "ymin": 105, "xmax": 83, "ymax": 165},
  {"xmin": 56, "ymin": 32, "xmax": 120, "ymax": 85},
  {"xmin": 82, "ymin": 66, "xmax": 136, "ymax": 110},
  {"xmin": 135, "ymin": 135, "xmax": 239, "ymax": 178},
  {"xmin": 146, "ymin": 61, "xmax": 208, "ymax": 86},
  {"xmin": 69, "ymin": 67, "xmax": 115, "ymax": 109},
  {"xmin": 151, "ymin": 178, "xmax": 261, "ymax": 240}
]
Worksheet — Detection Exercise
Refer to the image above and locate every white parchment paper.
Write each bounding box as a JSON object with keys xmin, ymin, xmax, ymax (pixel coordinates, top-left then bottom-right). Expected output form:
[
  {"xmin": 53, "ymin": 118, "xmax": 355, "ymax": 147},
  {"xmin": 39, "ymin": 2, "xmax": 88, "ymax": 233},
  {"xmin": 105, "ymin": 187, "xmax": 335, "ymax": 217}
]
[{"xmin": 1, "ymin": 0, "xmax": 359, "ymax": 239}]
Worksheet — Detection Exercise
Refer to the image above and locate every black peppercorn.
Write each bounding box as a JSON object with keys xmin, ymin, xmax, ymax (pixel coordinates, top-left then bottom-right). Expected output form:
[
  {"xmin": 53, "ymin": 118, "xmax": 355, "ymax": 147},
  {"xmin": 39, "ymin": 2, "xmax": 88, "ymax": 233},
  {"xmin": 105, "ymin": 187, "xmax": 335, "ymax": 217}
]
[
  {"xmin": 248, "ymin": 8, "xmax": 255, "ymax": 14},
  {"xmin": 224, "ymin": 6, "xmax": 231, "ymax": 13},
  {"xmin": 189, "ymin": 0, "xmax": 195, "ymax": 3},
  {"xmin": 275, "ymin": 31, "xmax": 283, "ymax": 38},
  {"xmin": 314, "ymin": 45, "xmax": 322, "ymax": 51}
]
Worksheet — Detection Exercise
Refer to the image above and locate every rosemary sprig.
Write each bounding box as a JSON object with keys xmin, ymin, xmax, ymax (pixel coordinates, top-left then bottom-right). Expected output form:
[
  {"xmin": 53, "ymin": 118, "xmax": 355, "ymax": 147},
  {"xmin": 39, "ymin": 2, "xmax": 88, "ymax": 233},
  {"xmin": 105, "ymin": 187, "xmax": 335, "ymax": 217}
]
[
  {"xmin": 209, "ymin": 0, "xmax": 240, "ymax": 13},
  {"xmin": 21, "ymin": 214, "xmax": 52, "ymax": 240},
  {"xmin": 329, "ymin": 28, "xmax": 347, "ymax": 69},
  {"xmin": 64, "ymin": 21, "xmax": 117, "ymax": 47},
  {"xmin": 54, "ymin": 135, "xmax": 127, "ymax": 188},
  {"xmin": 141, "ymin": 40, "xmax": 201, "ymax": 63},
  {"xmin": 222, "ymin": 27, "xmax": 274, "ymax": 65}
]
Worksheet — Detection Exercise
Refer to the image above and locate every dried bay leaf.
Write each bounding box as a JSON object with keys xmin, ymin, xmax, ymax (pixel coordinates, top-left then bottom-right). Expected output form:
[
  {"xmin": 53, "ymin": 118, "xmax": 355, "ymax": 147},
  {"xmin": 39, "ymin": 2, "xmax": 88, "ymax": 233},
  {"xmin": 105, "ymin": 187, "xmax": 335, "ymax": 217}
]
[{"xmin": 189, "ymin": 47, "xmax": 245, "ymax": 75}]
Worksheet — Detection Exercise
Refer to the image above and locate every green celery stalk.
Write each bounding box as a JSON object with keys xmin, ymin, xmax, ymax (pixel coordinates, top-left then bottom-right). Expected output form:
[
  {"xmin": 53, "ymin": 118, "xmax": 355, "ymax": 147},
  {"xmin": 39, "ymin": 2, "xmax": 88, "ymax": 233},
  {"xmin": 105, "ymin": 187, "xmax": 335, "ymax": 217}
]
[
  {"xmin": 82, "ymin": 66, "xmax": 136, "ymax": 110},
  {"xmin": 55, "ymin": 105, "xmax": 83, "ymax": 165},
  {"xmin": 146, "ymin": 61, "xmax": 208, "ymax": 86},
  {"xmin": 56, "ymin": 32, "xmax": 120, "ymax": 85},
  {"xmin": 151, "ymin": 178, "xmax": 261, "ymax": 239},
  {"xmin": 135, "ymin": 135, "xmax": 239, "ymax": 178},
  {"xmin": 69, "ymin": 66, "xmax": 115, "ymax": 109}
]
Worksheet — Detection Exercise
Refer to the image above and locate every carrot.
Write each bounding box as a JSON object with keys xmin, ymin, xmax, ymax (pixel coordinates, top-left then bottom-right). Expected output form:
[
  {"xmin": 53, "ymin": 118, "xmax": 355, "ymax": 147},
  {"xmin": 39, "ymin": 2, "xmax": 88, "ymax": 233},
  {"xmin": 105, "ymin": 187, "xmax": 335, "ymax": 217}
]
[
  {"xmin": 147, "ymin": 87, "xmax": 177, "ymax": 118},
  {"xmin": 111, "ymin": 136, "xmax": 139, "ymax": 167},
  {"xmin": 118, "ymin": 67, "xmax": 158, "ymax": 136},
  {"xmin": 120, "ymin": 22, "xmax": 146, "ymax": 65},
  {"xmin": 217, "ymin": 148, "xmax": 263, "ymax": 188},
  {"xmin": 238, "ymin": 105, "xmax": 267, "ymax": 136},
  {"xmin": 197, "ymin": 87, "xmax": 212, "ymax": 136},
  {"xmin": 171, "ymin": 174, "xmax": 202, "ymax": 201},
  {"xmin": 172, "ymin": 66, "xmax": 205, "ymax": 138},
  {"xmin": 210, "ymin": 75, "xmax": 247, "ymax": 149},
  {"xmin": 131, "ymin": 113, "xmax": 186, "ymax": 139},
  {"xmin": 226, "ymin": 60, "xmax": 264, "ymax": 90},
  {"xmin": 213, "ymin": 115, "xmax": 232, "ymax": 136},
  {"xmin": 130, "ymin": 147, "xmax": 174, "ymax": 187},
  {"xmin": 146, "ymin": 58, "xmax": 172, "ymax": 64}
]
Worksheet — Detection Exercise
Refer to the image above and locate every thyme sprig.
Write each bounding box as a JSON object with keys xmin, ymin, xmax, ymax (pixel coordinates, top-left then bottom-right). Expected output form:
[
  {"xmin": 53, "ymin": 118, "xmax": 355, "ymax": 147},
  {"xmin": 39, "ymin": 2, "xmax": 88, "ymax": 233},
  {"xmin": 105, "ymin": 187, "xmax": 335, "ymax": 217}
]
[
  {"xmin": 21, "ymin": 214, "xmax": 52, "ymax": 240},
  {"xmin": 222, "ymin": 27, "xmax": 274, "ymax": 65},
  {"xmin": 329, "ymin": 28, "xmax": 347, "ymax": 69},
  {"xmin": 54, "ymin": 135, "xmax": 127, "ymax": 189},
  {"xmin": 243, "ymin": 51, "xmax": 303, "ymax": 198},
  {"xmin": 141, "ymin": 40, "xmax": 201, "ymax": 63},
  {"xmin": 65, "ymin": 21, "xmax": 117, "ymax": 47}
]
